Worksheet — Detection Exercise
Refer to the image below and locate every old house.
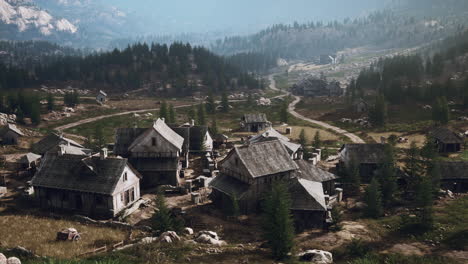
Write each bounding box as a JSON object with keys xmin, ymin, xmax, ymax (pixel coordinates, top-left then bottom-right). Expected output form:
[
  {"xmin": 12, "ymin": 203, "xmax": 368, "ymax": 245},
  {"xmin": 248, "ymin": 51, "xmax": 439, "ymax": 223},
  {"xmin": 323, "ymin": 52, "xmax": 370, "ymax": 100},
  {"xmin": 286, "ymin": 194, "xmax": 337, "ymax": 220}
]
[
  {"xmin": 249, "ymin": 127, "xmax": 302, "ymax": 159},
  {"xmin": 171, "ymin": 123, "xmax": 214, "ymax": 153},
  {"xmin": 430, "ymin": 127, "xmax": 464, "ymax": 153},
  {"xmin": 292, "ymin": 77, "xmax": 343, "ymax": 97},
  {"xmin": 240, "ymin": 113, "xmax": 271, "ymax": 132},
  {"xmin": 31, "ymin": 149, "xmax": 141, "ymax": 218},
  {"xmin": 18, "ymin": 153, "xmax": 41, "ymax": 170},
  {"xmin": 295, "ymin": 159, "xmax": 339, "ymax": 195},
  {"xmin": 338, "ymin": 144, "xmax": 386, "ymax": 182},
  {"xmin": 1, "ymin": 124, "xmax": 24, "ymax": 145},
  {"xmin": 210, "ymin": 140, "xmax": 328, "ymax": 228},
  {"xmin": 438, "ymin": 161, "xmax": 468, "ymax": 193},
  {"xmin": 96, "ymin": 90, "xmax": 107, "ymax": 104},
  {"xmin": 213, "ymin": 134, "xmax": 229, "ymax": 149},
  {"xmin": 32, "ymin": 133, "xmax": 84, "ymax": 156},
  {"xmin": 114, "ymin": 118, "xmax": 185, "ymax": 187}
]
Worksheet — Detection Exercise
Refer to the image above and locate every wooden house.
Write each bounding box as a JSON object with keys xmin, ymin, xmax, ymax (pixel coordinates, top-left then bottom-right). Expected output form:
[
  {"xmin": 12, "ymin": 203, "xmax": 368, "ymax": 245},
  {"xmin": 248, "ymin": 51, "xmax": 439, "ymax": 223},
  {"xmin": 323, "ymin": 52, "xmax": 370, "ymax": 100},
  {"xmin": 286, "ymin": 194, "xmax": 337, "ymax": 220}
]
[
  {"xmin": 32, "ymin": 133, "xmax": 84, "ymax": 156},
  {"xmin": 18, "ymin": 153, "xmax": 41, "ymax": 170},
  {"xmin": 240, "ymin": 113, "xmax": 271, "ymax": 133},
  {"xmin": 1, "ymin": 124, "xmax": 24, "ymax": 145},
  {"xmin": 96, "ymin": 90, "xmax": 107, "ymax": 104},
  {"xmin": 438, "ymin": 161, "xmax": 468, "ymax": 193},
  {"xmin": 430, "ymin": 127, "xmax": 464, "ymax": 153},
  {"xmin": 295, "ymin": 160, "xmax": 339, "ymax": 195},
  {"xmin": 249, "ymin": 127, "xmax": 302, "ymax": 159},
  {"xmin": 114, "ymin": 118, "xmax": 185, "ymax": 187},
  {"xmin": 210, "ymin": 140, "xmax": 328, "ymax": 228},
  {"xmin": 31, "ymin": 149, "xmax": 141, "ymax": 218},
  {"xmin": 338, "ymin": 144, "xmax": 386, "ymax": 182},
  {"xmin": 171, "ymin": 124, "xmax": 214, "ymax": 153}
]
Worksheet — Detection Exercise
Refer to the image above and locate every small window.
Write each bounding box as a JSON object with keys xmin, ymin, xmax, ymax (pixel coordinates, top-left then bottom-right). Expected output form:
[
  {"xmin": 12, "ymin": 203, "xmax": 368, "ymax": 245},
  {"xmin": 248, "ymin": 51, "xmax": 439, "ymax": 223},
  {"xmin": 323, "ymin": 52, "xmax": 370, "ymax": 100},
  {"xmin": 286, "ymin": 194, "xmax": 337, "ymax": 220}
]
[
  {"xmin": 152, "ymin": 138, "xmax": 157, "ymax": 146},
  {"xmin": 123, "ymin": 172, "xmax": 128, "ymax": 181}
]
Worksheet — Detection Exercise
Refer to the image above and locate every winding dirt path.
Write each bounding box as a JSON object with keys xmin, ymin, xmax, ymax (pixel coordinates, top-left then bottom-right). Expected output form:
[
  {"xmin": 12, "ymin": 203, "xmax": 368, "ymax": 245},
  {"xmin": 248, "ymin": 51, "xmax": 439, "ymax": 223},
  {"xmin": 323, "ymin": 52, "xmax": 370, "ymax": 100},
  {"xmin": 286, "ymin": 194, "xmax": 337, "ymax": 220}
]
[{"xmin": 268, "ymin": 74, "xmax": 365, "ymax": 143}]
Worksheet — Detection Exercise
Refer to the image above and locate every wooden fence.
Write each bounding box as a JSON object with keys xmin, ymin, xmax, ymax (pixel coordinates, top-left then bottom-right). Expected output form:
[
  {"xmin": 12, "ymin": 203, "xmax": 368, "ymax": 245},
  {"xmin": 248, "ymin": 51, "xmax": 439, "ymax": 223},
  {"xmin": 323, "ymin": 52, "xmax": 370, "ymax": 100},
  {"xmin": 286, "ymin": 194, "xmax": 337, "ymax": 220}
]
[{"xmin": 78, "ymin": 240, "xmax": 125, "ymax": 257}]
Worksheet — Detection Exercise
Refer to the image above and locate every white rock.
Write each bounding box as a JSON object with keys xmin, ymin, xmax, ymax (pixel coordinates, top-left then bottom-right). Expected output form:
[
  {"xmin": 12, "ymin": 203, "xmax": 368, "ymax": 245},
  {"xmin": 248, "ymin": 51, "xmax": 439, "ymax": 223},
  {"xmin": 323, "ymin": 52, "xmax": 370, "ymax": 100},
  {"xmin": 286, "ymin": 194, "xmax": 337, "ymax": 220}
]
[
  {"xmin": 184, "ymin": 240, "xmax": 197, "ymax": 245},
  {"xmin": 7, "ymin": 257, "xmax": 21, "ymax": 264},
  {"xmin": 183, "ymin": 227, "xmax": 194, "ymax": 235},
  {"xmin": 0, "ymin": 253, "xmax": 7, "ymax": 264},
  {"xmin": 198, "ymin": 231, "xmax": 219, "ymax": 240},
  {"xmin": 160, "ymin": 231, "xmax": 180, "ymax": 242},
  {"xmin": 297, "ymin": 250, "xmax": 333, "ymax": 264},
  {"xmin": 160, "ymin": 236, "xmax": 172, "ymax": 243},
  {"xmin": 140, "ymin": 237, "xmax": 158, "ymax": 244},
  {"xmin": 195, "ymin": 234, "xmax": 212, "ymax": 244}
]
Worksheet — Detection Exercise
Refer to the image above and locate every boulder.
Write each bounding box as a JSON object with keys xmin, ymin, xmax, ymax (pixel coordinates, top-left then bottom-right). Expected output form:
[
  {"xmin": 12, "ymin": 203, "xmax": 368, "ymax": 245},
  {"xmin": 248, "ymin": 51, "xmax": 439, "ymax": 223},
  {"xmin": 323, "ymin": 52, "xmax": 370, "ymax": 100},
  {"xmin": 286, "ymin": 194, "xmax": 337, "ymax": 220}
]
[
  {"xmin": 160, "ymin": 236, "xmax": 172, "ymax": 243},
  {"xmin": 7, "ymin": 247, "xmax": 36, "ymax": 258},
  {"xmin": 0, "ymin": 253, "xmax": 6, "ymax": 264},
  {"xmin": 198, "ymin": 231, "xmax": 219, "ymax": 240},
  {"xmin": 195, "ymin": 234, "xmax": 212, "ymax": 244},
  {"xmin": 184, "ymin": 240, "xmax": 197, "ymax": 246},
  {"xmin": 183, "ymin": 227, "xmax": 194, "ymax": 235},
  {"xmin": 139, "ymin": 237, "xmax": 158, "ymax": 244},
  {"xmin": 159, "ymin": 231, "xmax": 180, "ymax": 242},
  {"xmin": 7, "ymin": 257, "xmax": 21, "ymax": 264},
  {"xmin": 297, "ymin": 250, "xmax": 333, "ymax": 264}
]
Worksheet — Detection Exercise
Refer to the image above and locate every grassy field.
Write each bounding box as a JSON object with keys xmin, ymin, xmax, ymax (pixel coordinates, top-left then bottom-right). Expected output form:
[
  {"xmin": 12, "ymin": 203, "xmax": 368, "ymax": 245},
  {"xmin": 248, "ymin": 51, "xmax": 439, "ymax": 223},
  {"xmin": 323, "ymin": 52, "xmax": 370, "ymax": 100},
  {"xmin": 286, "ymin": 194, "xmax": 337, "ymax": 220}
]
[{"xmin": 0, "ymin": 214, "xmax": 129, "ymax": 259}]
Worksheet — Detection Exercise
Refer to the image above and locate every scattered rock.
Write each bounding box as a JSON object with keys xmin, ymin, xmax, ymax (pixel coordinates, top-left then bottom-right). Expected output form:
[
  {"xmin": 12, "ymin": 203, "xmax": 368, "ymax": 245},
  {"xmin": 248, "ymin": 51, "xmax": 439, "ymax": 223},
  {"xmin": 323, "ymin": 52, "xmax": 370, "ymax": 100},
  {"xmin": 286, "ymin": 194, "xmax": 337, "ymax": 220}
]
[
  {"xmin": 159, "ymin": 231, "xmax": 181, "ymax": 243},
  {"xmin": 7, "ymin": 257, "xmax": 21, "ymax": 264},
  {"xmin": 183, "ymin": 227, "xmax": 194, "ymax": 235},
  {"xmin": 195, "ymin": 231, "xmax": 227, "ymax": 246},
  {"xmin": 184, "ymin": 240, "xmax": 197, "ymax": 246},
  {"xmin": 139, "ymin": 237, "xmax": 158, "ymax": 244},
  {"xmin": 296, "ymin": 250, "xmax": 333, "ymax": 264},
  {"xmin": 0, "ymin": 253, "xmax": 6, "ymax": 264},
  {"xmin": 198, "ymin": 231, "xmax": 219, "ymax": 241}
]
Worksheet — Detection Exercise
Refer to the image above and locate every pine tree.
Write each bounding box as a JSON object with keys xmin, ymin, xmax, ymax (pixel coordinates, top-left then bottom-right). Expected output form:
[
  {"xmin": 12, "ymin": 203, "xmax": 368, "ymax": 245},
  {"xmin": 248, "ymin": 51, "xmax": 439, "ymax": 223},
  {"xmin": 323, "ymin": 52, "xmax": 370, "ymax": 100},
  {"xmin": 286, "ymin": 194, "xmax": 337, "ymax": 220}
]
[
  {"xmin": 348, "ymin": 159, "xmax": 361, "ymax": 195},
  {"xmin": 262, "ymin": 182, "xmax": 295, "ymax": 260},
  {"xmin": 369, "ymin": 94, "xmax": 387, "ymax": 127},
  {"xmin": 168, "ymin": 103, "xmax": 176, "ymax": 123},
  {"xmin": 299, "ymin": 129, "xmax": 307, "ymax": 147},
  {"xmin": 151, "ymin": 189, "xmax": 174, "ymax": 234},
  {"xmin": 93, "ymin": 124, "xmax": 105, "ymax": 151},
  {"xmin": 16, "ymin": 107, "xmax": 24, "ymax": 124},
  {"xmin": 221, "ymin": 92, "xmax": 229, "ymax": 113},
  {"xmin": 46, "ymin": 93, "xmax": 54, "ymax": 111},
  {"xmin": 197, "ymin": 103, "xmax": 207, "ymax": 125},
  {"xmin": 428, "ymin": 161, "xmax": 441, "ymax": 192},
  {"xmin": 280, "ymin": 101, "xmax": 289, "ymax": 123},
  {"xmin": 159, "ymin": 101, "xmax": 168, "ymax": 121},
  {"xmin": 210, "ymin": 117, "xmax": 219, "ymax": 136},
  {"xmin": 188, "ymin": 105, "xmax": 197, "ymax": 123},
  {"xmin": 206, "ymin": 91, "xmax": 216, "ymax": 114},
  {"xmin": 313, "ymin": 131, "xmax": 321, "ymax": 150},
  {"xmin": 30, "ymin": 103, "xmax": 41, "ymax": 125},
  {"xmin": 364, "ymin": 178, "xmax": 383, "ymax": 218},
  {"xmin": 378, "ymin": 144, "xmax": 397, "ymax": 206}
]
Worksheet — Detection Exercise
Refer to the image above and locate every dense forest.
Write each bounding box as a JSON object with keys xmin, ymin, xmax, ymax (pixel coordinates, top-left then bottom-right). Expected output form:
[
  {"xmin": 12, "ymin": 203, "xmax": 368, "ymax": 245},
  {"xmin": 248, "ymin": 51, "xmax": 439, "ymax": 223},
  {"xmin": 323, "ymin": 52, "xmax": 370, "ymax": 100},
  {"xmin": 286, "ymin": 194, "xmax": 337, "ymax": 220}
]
[
  {"xmin": 0, "ymin": 42, "xmax": 262, "ymax": 96},
  {"xmin": 211, "ymin": 9, "xmax": 468, "ymax": 62}
]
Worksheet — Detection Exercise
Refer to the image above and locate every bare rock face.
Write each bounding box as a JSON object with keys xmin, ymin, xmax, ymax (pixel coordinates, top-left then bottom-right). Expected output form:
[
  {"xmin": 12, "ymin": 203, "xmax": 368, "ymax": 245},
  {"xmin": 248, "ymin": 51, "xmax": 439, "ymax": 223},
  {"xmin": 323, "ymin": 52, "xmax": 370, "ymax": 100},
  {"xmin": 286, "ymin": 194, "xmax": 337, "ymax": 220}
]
[
  {"xmin": 0, "ymin": 253, "xmax": 7, "ymax": 264},
  {"xmin": 7, "ymin": 257, "xmax": 21, "ymax": 264},
  {"xmin": 296, "ymin": 250, "xmax": 333, "ymax": 264}
]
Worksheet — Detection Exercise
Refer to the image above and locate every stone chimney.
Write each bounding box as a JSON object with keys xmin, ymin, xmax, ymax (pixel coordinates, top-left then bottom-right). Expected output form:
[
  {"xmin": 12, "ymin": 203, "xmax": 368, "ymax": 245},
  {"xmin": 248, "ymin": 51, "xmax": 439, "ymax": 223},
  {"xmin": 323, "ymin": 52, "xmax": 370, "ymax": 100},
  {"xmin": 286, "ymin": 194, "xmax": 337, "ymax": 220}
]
[
  {"xmin": 100, "ymin": 148, "xmax": 108, "ymax": 160},
  {"xmin": 58, "ymin": 145, "xmax": 65, "ymax": 156},
  {"xmin": 191, "ymin": 119, "xmax": 195, "ymax": 127},
  {"xmin": 161, "ymin": 118, "xmax": 165, "ymax": 123}
]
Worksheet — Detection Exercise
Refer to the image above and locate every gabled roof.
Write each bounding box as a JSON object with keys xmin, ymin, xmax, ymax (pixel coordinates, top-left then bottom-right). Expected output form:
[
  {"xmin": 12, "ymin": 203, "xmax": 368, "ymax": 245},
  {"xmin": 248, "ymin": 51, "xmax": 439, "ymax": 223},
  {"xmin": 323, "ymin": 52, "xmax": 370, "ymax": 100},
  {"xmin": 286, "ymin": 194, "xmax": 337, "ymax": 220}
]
[
  {"xmin": 341, "ymin": 144, "xmax": 386, "ymax": 164},
  {"xmin": 4, "ymin": 124, "xmax": 24, "ymax": 136},
  {"xmin": 227, "ymin": 140, "xmax": 298, "ymax": 178},
  {"xmin": 249, "ymin": 128, "xmax": 301, "ymax": 155},
  {"xmin": 210, "ymin": 174, "xmax": 250, "ymax": 199},
  {"xmin": 242, "ymin": 113, "xmax": 269, "ymax": 124},
  {"xmin": 32, "ymin": 133, "xmax": 84, "ymax": 155},
  {"xmin": 51, "ymin": 144, "xmax": 92, "ymax": 156},
  {"xmin": 438, "ymin": 161, "xmax": 468, "ymax": 180},
  {"xmin": 99, "ymin": 90, "xmax": 107, "ymax": 96},
  {"xmin": 129, "ymin": 119, "xmax": 184, "ymax": 151},
  {"xmin": 31, "ymin": 154, "xmax": 138, "ymax": 195},
  {"xmin": 114, "ymin": 128, "xmax": 147, "ymax": 156},
  {"xmin": 295, "ymin": 160, "xmax": 338, "ymax": 182},
  {"xmin": 289, "ymin": 178, "xmax": 327, "ymax": 211},
  {"xmin": 430, "ymin": 127, "xmax": 464, "ymax": 144},
  {"xmin": 19, "ymin": 153, "xmax": 41, "ymax": 164}
]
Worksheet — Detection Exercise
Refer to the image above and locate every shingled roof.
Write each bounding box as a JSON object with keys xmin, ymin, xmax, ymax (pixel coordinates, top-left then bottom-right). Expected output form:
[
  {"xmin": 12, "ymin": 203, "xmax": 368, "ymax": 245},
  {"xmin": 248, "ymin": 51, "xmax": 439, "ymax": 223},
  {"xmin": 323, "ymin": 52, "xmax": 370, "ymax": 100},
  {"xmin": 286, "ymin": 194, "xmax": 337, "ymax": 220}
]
[
  {"xmin": 289, "ymin": 178, "xmax": 327, "ymax": 211},
  {"xmin": 438, "ymin": 161, "xmax": 468, "ymax": 180},
  {"xmin": 295, "ymin": 160, "xmax": 338, "ymax": 182},
  {"xmin": 128, "ymin": 119, "xmax": 184, "ymax": 152},
  {"xmin": 114, "ymin": 128, "xmax": 146, "ymax": 156},
  {"xmin": 249, "ymin": 128, "xmax": 301, "ymax": 155},
  {"xmin": 242, "ymin": 113, "xmax": 269, "ymax": 124},
  {"xmin": 32, "ymin": 154, "xmax": 139, "ymax": 195},
  {"xmin": 32, "ymin": 133, "xmax": 84, "ymax": 155},
  {"xmin": 341, "ymin": 144, "xmax": 386, "ymax": 164},
  {"xmin": 230, "ymin": 140, "xmax": 298, "ymax": 178},
  {"xmin": 3, "ymin": 124, "xmax": 24, "ymax": 136},
  {"xmin": 430, "ymin": 127, "xmax": 464, "ymax": 144}
]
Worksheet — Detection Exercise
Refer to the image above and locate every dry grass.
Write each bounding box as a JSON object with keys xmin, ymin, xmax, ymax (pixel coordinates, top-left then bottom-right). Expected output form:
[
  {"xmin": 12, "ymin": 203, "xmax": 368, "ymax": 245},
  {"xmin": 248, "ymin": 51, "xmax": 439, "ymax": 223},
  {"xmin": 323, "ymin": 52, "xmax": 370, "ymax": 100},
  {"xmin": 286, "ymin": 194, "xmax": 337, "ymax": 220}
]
[
  {"xmin": 367, "ymin": 132, "xmax": 426, "ymax": 149},
  {"xmin": 276, "ymin": 126, "xmax": 340, "ymax": 142},
  {"xmin": 0, "ymin": 214, "xmax": 128, "ymax": 258}
]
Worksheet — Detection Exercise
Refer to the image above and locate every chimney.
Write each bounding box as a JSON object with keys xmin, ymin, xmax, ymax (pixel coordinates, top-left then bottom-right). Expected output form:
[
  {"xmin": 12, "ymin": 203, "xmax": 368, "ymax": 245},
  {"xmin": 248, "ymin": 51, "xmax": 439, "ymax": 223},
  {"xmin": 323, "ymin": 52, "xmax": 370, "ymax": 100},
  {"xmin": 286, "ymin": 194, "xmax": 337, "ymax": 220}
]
[
  {"xmin": 58, "ymin": 145, "xmax": 65, "ymax": 156},
  {"xmin": 100, "ymin": 148, "xmax": 108, "ymax": 160},
  {"xmin": 161, "ymin": 118, "xmax": 165, "ymax": 123},
  {"xmin": 191, "ymin": 119, "xmax": 195, "ymax": 127}
]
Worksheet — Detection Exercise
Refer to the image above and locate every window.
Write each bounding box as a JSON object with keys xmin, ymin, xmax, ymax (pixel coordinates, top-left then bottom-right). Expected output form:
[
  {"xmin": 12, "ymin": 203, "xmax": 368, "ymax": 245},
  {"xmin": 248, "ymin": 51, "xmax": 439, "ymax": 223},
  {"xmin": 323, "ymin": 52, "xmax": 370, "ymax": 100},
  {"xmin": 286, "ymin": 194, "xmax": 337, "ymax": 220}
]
[
  {"xmin": 151, "ymin": 138, "xmax": 156, "ymax": 146},
  {"xmin": 123, "ymin": 172, "xmax": 128, "ymax": 181}
]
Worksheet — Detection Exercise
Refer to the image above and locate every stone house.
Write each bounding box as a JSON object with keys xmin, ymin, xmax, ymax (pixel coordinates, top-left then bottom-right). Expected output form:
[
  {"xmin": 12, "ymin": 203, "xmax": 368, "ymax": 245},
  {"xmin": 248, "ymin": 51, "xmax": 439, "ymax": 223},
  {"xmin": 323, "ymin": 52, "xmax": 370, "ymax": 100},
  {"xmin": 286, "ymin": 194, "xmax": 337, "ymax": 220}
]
[
  {"xmin": 430, "ymin": 127, "xmax": 464, "ymax": 153},
  {"xmin": 31, "ymin": 149, "xmax": 141, "ymax": 218},
  {"xmin": 248, "ymin": 127, "xmax": 302, "ymax": 159},
  {"xmin": 240, "ymin": 113, "xmax": 271, "ymax": 133},
  {"xmin": 438, "ymin": 161, "xmax": 468, "ymax": 193},
  {"xmin": 210, "ymin": 140, "xmax": 329, "ymax": 228},
  {"xmin": 32, "ymin": 133, "xmax": 85, "ymax": 156},
  {"xmin": 1, "ymin": 124, "xmax": 24, "ymax": 145},
  {"xmin": 96, "ymin": 90, "xmax": 107, "ymax": 104},
  {"xmin": 338, "ymin": 144, "xmax": 386, "ymax": 182},
  {"xmin": 114, "ymin": 118, "xmax": 185, "ymax": 187}
]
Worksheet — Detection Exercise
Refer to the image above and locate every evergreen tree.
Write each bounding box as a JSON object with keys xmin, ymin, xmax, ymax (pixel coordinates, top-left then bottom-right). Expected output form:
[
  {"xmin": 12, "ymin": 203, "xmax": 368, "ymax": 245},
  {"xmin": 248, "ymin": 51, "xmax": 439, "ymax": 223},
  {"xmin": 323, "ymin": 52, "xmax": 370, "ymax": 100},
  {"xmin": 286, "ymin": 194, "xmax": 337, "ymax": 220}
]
[
  {"xmin": 299, "ymin": 129, "xmax": 307, "ymax": 147},
  {"xmin": 151, "ymin": 189, "xmax": 175, "ymax": 234},
  {"xmin": 16, "ymin": 107, "xmax": 24, "ymax": 124},
  {"xmin": 280, "ymin": 101, "xmax": 289, "ymax": 123},
  {"xmin": 262, "ymin": 182, "xmax": 295, "ymax": 260},
  {"xmin": 432, "ymin": 97, "xmax": 450, "ymax": 125},
  {"xmin": 188, "ymin": 105, "xmax": 197, "ymax": 123},
  {"xmin": 46, "ymin": 93, "xmax": 54, "ymax": 111},
  {"xmin": 348, "ymin": 159, "xmax": 361, "ymax": 195},
  {"xmin": 428, "ymin": 161, "xmax": 441, "ymax": 192},
  {"xmin": 30, "ymin": 103, "xmax": 41, "ymax": 125},
  {"xmin": 313, "ymin": 131, "xmax": 321, "ymax": 149},
  {"xmin": 377, "ymin": 144, "xmax": 397, "ymax": 206},
  {"xmin": 93, "ymin": 124, "xmax": 105, "ymax": 151},
  {"xmin": 159, "ymin": 101, "xmax": 168, "ymax": 121},
  {"xmin": 405, "ymin": 142, "xmax": 425, "ymax": 191},
  {"xmin": 210, "ymin": 117, "xmax": 219, "ymax": 136},
  {"xmin": 197, "ymin": 103, "xmax": 207, "ymax": 125},
  {"xmin": 369, "ymin": 94, "xmax": 387, "ymax": 127},
  {"xmin": 168, "ymin": 103, "xmax": 176, "ymax": 123},
  {"xmin": 364, "ymin": 178, "xmax": 383, "ymax": 218},
  {"xmin": 330, "ymin": 206, "xmax": 343, "ymax": 231},
  {"xmin": 415, "ymin": 176, "xmax": 433, "ymax": 208},
  {"xmin": 221, "ymin": 92, "xmax": 229, "ymax": 113},
  {"xmin": 206, "ymin": 91, "xmax": 216, "ymax": 114}
]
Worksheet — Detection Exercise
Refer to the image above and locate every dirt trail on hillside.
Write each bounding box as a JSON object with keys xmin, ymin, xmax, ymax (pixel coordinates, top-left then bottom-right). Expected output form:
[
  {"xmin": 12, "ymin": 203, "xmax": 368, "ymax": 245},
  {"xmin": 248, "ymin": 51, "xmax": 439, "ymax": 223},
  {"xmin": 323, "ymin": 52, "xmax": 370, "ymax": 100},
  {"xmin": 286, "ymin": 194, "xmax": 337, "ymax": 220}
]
[{"xmin": 268, "ymin": 74, "xmax": 365, "ymax": 143}]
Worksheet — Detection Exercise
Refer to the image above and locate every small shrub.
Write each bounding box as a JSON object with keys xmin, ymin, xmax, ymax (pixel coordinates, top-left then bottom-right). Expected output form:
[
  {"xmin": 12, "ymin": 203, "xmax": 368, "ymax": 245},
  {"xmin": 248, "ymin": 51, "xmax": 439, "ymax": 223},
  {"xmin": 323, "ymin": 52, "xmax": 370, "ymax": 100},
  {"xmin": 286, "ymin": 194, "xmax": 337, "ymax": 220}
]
[
  {"xmin": 346, "ymin": 239, "xmax": 371, "ymax": 258},
  {"xmin": 443, "ymin": 229, "xmax": 468, "ymax": 250}
]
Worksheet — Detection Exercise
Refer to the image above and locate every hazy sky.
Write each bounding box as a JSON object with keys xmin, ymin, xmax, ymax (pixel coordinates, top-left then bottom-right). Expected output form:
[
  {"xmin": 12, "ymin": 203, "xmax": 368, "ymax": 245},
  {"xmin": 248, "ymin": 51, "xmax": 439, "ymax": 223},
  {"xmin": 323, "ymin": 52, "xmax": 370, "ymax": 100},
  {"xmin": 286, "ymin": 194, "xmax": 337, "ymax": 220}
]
[{"xmin": 103, "ymin": 0, "xmax": 390, "ymax": 34}]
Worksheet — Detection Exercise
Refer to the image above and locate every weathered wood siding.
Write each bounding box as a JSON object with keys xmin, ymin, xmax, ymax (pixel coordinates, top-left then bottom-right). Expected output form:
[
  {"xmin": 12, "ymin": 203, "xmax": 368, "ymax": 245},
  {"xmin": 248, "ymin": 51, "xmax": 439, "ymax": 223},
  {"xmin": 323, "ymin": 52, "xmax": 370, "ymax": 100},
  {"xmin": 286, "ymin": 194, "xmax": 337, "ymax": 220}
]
[{"xmin": 129, "ymin": 129, "xmax": 180, "ymax": 156}]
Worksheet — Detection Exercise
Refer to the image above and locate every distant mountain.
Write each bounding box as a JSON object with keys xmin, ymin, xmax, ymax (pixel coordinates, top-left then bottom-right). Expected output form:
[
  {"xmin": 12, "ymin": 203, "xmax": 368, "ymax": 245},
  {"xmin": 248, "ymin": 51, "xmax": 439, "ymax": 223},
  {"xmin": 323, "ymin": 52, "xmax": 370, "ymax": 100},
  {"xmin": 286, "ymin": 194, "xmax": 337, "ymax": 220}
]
[{"xmin": 0, "ymin": 0, "xmax": 77, "ymax": 41}]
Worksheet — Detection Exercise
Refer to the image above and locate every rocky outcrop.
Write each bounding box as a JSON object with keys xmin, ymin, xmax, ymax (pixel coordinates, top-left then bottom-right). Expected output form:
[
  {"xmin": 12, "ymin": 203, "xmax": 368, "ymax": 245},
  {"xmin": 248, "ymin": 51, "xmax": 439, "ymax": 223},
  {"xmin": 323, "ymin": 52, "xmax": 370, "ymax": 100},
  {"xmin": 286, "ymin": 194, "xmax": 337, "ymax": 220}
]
[{"xmin": 297, "ymin": 250, "xmax": 333, "ymax": 264}]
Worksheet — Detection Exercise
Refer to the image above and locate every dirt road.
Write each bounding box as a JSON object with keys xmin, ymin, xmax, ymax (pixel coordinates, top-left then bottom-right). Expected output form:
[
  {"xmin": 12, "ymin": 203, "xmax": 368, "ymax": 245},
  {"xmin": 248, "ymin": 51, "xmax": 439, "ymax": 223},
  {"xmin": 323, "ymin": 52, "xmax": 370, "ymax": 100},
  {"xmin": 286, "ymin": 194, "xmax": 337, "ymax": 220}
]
[{"xmin": 268, "ymin": 74, "xmax": 365, "ymax": 143}]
